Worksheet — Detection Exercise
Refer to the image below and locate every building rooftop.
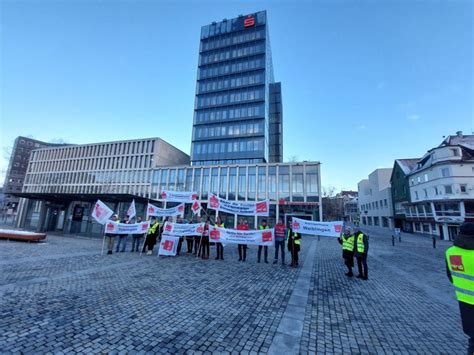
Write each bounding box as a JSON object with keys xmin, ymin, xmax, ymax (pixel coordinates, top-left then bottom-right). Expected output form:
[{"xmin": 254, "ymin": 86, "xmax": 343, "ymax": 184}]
[{"xmin": 395, "ymin": 159, "xmax": 419, "ymax": 175}]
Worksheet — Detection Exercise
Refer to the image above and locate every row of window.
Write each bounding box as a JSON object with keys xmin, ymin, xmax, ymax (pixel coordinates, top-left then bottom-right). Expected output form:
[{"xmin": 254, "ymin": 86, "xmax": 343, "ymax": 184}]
[
  {"xmin": 31, "ymin": 140, "xmax": 155, "ymax": 163},
  {"xmin": 25, "ymin": 169, "xmax": 152, "ymax": 186},
  {"xmin": 196, "ymin": 87, "xmax": 264, "ymax": 109},
  {"xmin": 413, "ymin": 183, "xmax": 469, "ymax": 200},
  {"xmin": 197, "ymin": 71, "xmax": 265, "ymax": 94},
  {"xmin": 28, "ymin": 154, "xmax": 154, "ymax": 173},
  {"xmin": 151, "ymin": 163, "xmax": 319, "ymax": 201},
  {"xmin": 199, "ymin": 41, "xmax": 265, "ymax": 65},
  {"xmin": 194, "ymin": 121, "xmax": 263, "ymax": 140},
  {"xmin": 195, "ymin": 103, "xmax": 264, "ymax": 124},
  {"xmin": 200, "ymin": 12, "xmax": 266, "ymax": 39},
  {"xmin": 360, "ymin": 199, "xmax": 388, "ymax": 211},
  {"xmin": 192, "ymin": 159, "xmax": 263, "ymax": 165},
  {"xmin": 361, "ymin": 216, "xmax": 391, "ymax": 228},
  {"xmin": 193, "ymin": 138, "xmax": 264, "ymax": 156},
  {"xmin": 198, "ymin": 55, "xmax": 265, "ymax": 80},
  {"xmin": 25, "ymin": 183, "xmax": 149, "ymax": 197},
  {"xmin": 201, "ymin": 27, "xmax": 265, "ymax": 52}
]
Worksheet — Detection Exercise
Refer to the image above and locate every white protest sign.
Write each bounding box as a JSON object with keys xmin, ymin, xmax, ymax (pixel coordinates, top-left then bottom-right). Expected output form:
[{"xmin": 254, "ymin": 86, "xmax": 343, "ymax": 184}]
[
  {"xmin": 208, "ymin": 226, "xmax": 274, "ymax": 246},
  {"xmin": 162, "ymin": 222, "xmax": 205, "ymax": 236},
  {"xmin": 104, "ymin": 221, "xmax": 150, "ymax": 235},
  {"xmin": 158, "ymin": 235, "xmax": 180, "ymax": 256},
  {"xmin": 92, "ymin": 200, "xmax": 114, "ymax": 225},
  {"xmin": 291, "ymin": 217, "xmax": 343, "ymax": 237},
  {"xmin": 207, "ymin": 193, "xmax": 269, "ymax": 216},
  {"xmin": 160, "ymin": 190, "xmax": 198, "ymax": 203},
  {"xmin": 147, "ymin": 203, "xmax": 185, "ymax": 217}
]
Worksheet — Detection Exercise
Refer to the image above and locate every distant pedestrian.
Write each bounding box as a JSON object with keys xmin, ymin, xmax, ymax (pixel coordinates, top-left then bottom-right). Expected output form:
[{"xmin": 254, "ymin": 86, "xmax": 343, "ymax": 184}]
[
  {"xmin": 354, "ymin": 227, "xmax": 369, "ymax": 280},
  {"xmin": 338, "ymin": 227, "xmax": 355, "ymax": 277},
  {"xmin": 446, "ymin": 222, "xmax": 474, "ymax": 355},
  {"xmin": 258, "ymin": 219, "xmax": 269, "ymax": 263},
  {"xmin": 176, "ymin": 217, "xmax": 184, "ymax": 256},
  {"xmin": 237, "ymin": 218, "xmax": 249, "ymax": 262},
  {"xmin": 287, "ymin": 222, "xmax": 301, "ymax": 267},
  {"xmin": 143, "ymin": 217, "xmax": 159, "ymax": 255},
  {"xmin": 116, "ymin": 215, "xmax": 130, "ymax": 253},
  {"xmin": 273, "ymin": 218, "xmax": 286, "ymax": 265},
  {"xmin": 105, "ymin": 214, "xmax": 120, "ymax": 255},
  {"xmin": 131, "ymin": 216, "xmax": 144, "ymax": 252}
]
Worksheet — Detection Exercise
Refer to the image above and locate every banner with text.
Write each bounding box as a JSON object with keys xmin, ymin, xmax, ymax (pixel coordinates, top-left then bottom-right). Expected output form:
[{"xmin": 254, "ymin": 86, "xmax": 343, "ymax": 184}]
[
  {"xmin": 208, "ymin": 226, "xmax": 274, "ymax": 246},
  {"xmin": 158, "ymin": 235, "xmax": 180, "ymax": 256},
  {"xmin": 105, "ymin": 221, "xmax": 150, "ymax": 235},
  {"xmin": 291, "ymin": 217, "xmax": 343, "ymax": 237},
  {"xmin": 147, "ymin": 203, "xmax": 185, "ymax": 217},
  {"xmin": 208, "ymin": 193, "xmax": 269, "ymax": 216},
  {"xmin": 160, "ymin": 190, "xmax": 198, "ymax": 203},
  {"xmin": 163, "ymin": 222, "xmax": 205, "ymax": 236}
]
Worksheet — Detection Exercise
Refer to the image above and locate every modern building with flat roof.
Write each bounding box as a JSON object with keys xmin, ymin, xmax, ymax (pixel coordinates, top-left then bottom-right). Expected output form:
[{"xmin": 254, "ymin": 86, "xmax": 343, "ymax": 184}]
[{"xmin": 191, "ymin": 11, "xmax": 283, "ymax": 166}]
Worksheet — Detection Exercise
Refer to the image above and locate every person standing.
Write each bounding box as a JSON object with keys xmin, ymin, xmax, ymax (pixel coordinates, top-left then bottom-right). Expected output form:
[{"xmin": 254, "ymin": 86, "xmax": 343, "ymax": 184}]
[
  {"xmin": 115, "ymin": 215, "xmax": 130, "ymax": 253},
  {"xmin": 200, "ymin": 219, "xmax": 211, "ymax": 260},
  {"xmin": 338, "ymin": 227, "xmax": 355, "ymax": 277},
  {"xmin": 354, "ymin": 227, "xmax": 369, "ymax": 280},
  {"xmin": 176, "ymin": 217, "xmax": 184, "ymax": 256},
  {"xmin": 273, "ymin": 218, "xmax": 286, "ymax": 265},
  {"xmin": 193, "ymin": 216, "xmax": 202, "ymax": 256},
  {"xmin": 186, "ymin": 219, "xmax": 195, "ymax": 254},
  {"xmin": 143, "ymin": 217, "xmax": 159, "ymax": 255},
  {"xmin": 131, "ymin": 216, "xmax": 144, "ymax": 252},
  {"xmin": 287, "ymin": 222, "xmax": 301, "ymax": 267},
  {"xmin": 214, "ymin": 217, "xmax": 225, "ymax": 260},
  {"xmin": 237, "ymin": 218, "xmax": 249, "ymax": 262},
  {"xmin": 258, "ymin": 219, "xmax": 269, "ymax": 263},
  {"xmin": 105, "ymin": 214, "xmax": 119, "ymax": 255},
  {"xmin": 446, "ymin": 222, "xmax": 474, "ymax": 355}
]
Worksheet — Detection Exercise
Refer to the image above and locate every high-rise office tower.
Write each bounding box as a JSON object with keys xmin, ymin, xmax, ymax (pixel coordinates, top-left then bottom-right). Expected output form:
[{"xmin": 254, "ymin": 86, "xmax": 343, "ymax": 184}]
[{"xmin": 191, "ymin": 11, "xmax": 283, "ymax": 165}]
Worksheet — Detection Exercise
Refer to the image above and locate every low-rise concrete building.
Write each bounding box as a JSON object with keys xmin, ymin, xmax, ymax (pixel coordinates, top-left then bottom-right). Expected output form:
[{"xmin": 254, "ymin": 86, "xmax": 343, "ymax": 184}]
[{"xmin": 358, "ymin": 168, "xmax": 393, "ymax": 229}]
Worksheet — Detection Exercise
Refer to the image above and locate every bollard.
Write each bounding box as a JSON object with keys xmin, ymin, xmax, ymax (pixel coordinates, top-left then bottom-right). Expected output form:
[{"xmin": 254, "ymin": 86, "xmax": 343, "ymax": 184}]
[
  {"xmin": 392, "ymin": 235, "xmax": 395, "ymax": 246},
  {"xmin": 432, "ymin": 235, "xmax": 436, "ymax": 249}
]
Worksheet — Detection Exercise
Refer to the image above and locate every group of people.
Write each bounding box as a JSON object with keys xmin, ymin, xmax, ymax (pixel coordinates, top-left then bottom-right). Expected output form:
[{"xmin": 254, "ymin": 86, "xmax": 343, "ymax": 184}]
[
  {"xmin": 338, "ymin": 226, "xmax": 369, "ymax": 280},
  {"xmin": 103, "ymin": 215, "xmax": 302, "ymax": 267}
]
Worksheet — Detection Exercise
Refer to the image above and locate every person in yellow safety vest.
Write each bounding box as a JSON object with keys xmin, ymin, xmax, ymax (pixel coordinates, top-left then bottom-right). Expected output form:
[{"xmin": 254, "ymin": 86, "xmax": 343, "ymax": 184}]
[
  {"xmin": 258, "ymin": 220, "xmax": 270, "ymax": 263},
  {"xmin": 337, "ymin": 226, "xmax": 355, "ymax": 277},
  {"xmin": 446, "ymin": 222, "xmax": 474, "ymax": 354},
  {"xmin": 143, "ymin": 217, "xmax": 160, "ymax": 255},
  {"xmin": 353, "ymin": 226, "xmax": 369, "ymax": 280},
  {"xmin": 214, "ymin": 217, "xmax": 225, "ymax": 260},
  {"xmin": 287, "ymin": 220, "xmax": 301, "ymax": 267}
]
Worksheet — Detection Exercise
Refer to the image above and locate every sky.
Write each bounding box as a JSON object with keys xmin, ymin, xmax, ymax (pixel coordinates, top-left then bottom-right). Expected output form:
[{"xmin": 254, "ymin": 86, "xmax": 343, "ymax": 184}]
[{"xmin": 1, "ymin": 0, "xmax": 473, "ymax": 191}]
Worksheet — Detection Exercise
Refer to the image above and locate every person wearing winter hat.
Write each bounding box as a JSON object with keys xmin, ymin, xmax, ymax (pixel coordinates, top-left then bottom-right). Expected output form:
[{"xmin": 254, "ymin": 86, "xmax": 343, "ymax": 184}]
[{"xmin": 446, "ymin": 222, "xmax": 474, "ymax": 355}]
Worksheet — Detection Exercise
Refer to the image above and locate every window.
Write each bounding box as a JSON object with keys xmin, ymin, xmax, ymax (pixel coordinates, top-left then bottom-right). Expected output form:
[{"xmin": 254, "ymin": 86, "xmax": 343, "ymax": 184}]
[
  {"xmin": 415, "ymin": 191, "xmax": 419, "ymax": 200},
  {"xmin": 460, "ymin": 184, "xmax": 467, "ymax": 193},
  {"xmin": 441, "ymin": 168, "xmax": 450, "ymax": 177},
  {"xmin": 445, "ymin": 185, "xmax": 453, "ymax": 194},
  {"xmin": 423, "ymin": 189, "xmax": 428, "ymax": 198},
  {"xmin": 451, "ymin": 148, "xmax": 459, "ymax": 157},
  {"xmin": 434, "ymin": 186, "xmax": 439, "ymax": 195},
  {"xmin": 424, "ymin": 173, "xmax": 428, "ymax": 182}
]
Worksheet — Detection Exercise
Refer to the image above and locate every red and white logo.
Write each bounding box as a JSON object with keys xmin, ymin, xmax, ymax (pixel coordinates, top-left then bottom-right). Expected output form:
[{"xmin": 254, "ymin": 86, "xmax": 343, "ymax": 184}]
[
  {"xmin": 262, "ymin": 231, "xmax": 272, "ymax": 242},
  {"xmin": 148, "ymin": 206, "xmax": 155, "ymax": 214},
  {"xmin": 95, "ymin": 203, "xmax": 104, "ymax": 218},
  {"xmin": 161, "ymin": 191, "xmax": 167, "ymax": 199},
  {"xmin": 450, "ymin": 255, "xmax": 465, "ymax": 272},
  {"xmin": 210, "ymin": 228, "xmax": 220, "ymax": 240},
  {"xmin": 292, "ymin": 221, "xmax": 300, "ymax": 230},
  {"xmin": 165, "ymin": 223, "xmax": 173, "ymax": 232},
  {"xmin": 163, "ymin": 240, "xmax": 173, "ymax": 251},
  {"xmin": 256, "ymin": 201, "xmax": 268, "ymax": 213},
  {"xmin": 178, "ymin": 204, "xmax": 184, "ymax": 212},
  {"xmin": 334, "ymin": 224, "xmax": 342, "ymax": 233},
  {"xmin": 192, "ymin": 201, "xmax": 201, "ymax": 214},
  {"xmin": 196, "ymin": 225, "xmax": 204, "ymax": 234},
  {"xmin": 141, "ymin": 223, "xmax": 149, "ymax": 231},
  {"xmin": 192, "ymin": 194, "xmax": 198, "ymax": 200},
  {"xmin": 106, "ymin": 222, "xmax": 115, "ymax": 232},
  {"xmin": 209, "ymin": 194, "xmax": 220, "ymax": 209},
  {"xmin": 244, "ymin": 15, "xmax": 255, "ymax": 27}
]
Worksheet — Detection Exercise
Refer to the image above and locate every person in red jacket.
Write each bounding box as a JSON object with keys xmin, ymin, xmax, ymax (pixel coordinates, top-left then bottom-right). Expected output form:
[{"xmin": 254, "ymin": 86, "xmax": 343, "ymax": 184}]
[
  {"xmin": 237, "ymin": 218, "xmax": 249, "ymax": 261},
  {"xmin": 273, "ymin": 218, "xmax": 287, "ymax": 265}
]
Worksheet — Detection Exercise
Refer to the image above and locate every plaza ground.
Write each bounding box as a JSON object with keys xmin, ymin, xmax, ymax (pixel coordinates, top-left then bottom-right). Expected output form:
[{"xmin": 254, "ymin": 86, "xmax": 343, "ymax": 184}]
[{"xmin": 0, "ymin": 226, "xmax": 468, "ymax": 354}]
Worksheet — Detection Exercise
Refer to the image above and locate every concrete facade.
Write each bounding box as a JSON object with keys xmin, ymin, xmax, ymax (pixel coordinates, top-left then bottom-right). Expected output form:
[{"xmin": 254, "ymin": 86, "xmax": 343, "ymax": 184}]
[{"xmin": 358, "ymin": 168, "xmax": 394, "ymax": 229}]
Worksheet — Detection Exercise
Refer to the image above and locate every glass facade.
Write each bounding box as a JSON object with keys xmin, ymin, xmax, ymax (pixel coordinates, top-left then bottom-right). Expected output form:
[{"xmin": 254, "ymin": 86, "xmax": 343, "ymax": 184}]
[{"xmin": 191, "ymin": 11, "xmax": 282, "ymax": 165}]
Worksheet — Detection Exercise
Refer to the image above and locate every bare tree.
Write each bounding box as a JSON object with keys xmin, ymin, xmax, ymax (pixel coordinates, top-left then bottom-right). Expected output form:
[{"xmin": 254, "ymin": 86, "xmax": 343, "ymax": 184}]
[
  {"xmin": 286, "ymin": 155, "xmax": 299, "ymax": 163},
  {"xmin": 322, "ymin": 185, "xmax": 337, "ymax": 198},
  {"xmin": 49, "ymin": 138, "xmax": 69, "ymax": 144}
]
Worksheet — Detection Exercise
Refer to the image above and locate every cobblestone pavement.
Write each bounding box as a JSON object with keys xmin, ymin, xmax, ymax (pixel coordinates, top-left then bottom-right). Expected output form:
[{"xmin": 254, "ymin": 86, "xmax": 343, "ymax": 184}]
[{"xmin": 0, "ymin": 228, "xmax": 467, "ymax": 354}]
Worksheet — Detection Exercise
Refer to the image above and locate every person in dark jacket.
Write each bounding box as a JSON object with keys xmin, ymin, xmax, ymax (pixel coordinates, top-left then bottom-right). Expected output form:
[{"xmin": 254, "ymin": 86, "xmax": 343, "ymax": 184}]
[
  {"xmin": 131, "ymin": 216, "xmax": 144, "ymax": 252},
  {"xmin": 338, "ymin": 227, "xmax": 355, "ymax": 277},
  {"xmin": 143, "ymin": 217, "xmax": 160, "ymax": 255},
  {"xmin": 287, "ymin": 221, "xmax": 301, "ymax": 267},
  {"xmin": 105, "ymin": 214, "xmax": 119, "ymax": 255},
  {"xmin": 354, "ymin": 227, "xmax": 369, "ymax": 280},
  {"xmin": 446, "ymin": 222, "xmax": 474, "ymax": 355}
]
